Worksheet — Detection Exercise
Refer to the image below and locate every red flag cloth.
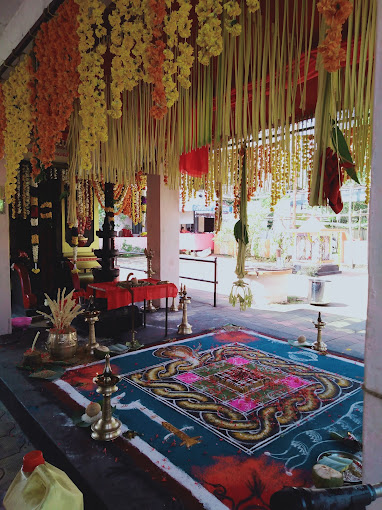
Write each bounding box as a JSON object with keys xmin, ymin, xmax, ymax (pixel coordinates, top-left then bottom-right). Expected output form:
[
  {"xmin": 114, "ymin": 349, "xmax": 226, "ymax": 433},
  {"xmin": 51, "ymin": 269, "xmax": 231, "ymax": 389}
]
[
  {"xmin": 322, "ymin": 147, "xmax": 345, "ymax": 214},
  {"xmin": 179, "ymin": 145, "xmax": 209, "ymax": 177}
]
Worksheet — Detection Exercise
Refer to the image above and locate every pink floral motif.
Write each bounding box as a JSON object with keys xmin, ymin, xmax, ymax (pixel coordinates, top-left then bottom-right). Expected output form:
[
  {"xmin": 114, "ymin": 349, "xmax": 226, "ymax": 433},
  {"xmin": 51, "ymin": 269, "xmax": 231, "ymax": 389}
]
[
  {"xmin": 226, "ymin": 356, "xmax": 251, "ymax": 366},
  {"xmin": 230, "ymin": 397, "xmax": 259, "ymax": 412},
  {"xmin": 176, "ymin": 372, "xmax": 201, "ymax": 383},
  {"xmin": 275, "ymin": 375, "xmax": 310, "ymax": 389}
]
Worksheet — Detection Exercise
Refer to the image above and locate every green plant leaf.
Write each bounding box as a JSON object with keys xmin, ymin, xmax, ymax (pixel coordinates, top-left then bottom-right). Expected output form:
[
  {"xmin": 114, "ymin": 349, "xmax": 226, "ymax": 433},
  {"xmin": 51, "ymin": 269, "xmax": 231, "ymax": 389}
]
[
  {"xmin": 331, "ymin": 123, "xmax": 360, "ymax": 184},
  {"xmin": 331, "ymin": 124, "xmax": 353, "ymax": 165},
  {"xmin": 233, "ymin": 220, "xmax": 249, "ymax": 245},
  {"xmin": 343, "ymin": 165, "xmax": 360, "ymax": 185}
]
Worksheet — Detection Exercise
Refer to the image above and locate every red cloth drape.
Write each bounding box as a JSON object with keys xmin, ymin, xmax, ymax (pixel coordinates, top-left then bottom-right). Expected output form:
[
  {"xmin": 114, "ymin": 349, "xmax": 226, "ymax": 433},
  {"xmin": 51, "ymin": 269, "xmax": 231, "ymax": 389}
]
[
  {"xmin": 179, "ymin": 145, "xmax": 209, "ymax": 177},
  {"xmin": 88, "ymin": 279, "xmax": 178, "ymax": 311}
]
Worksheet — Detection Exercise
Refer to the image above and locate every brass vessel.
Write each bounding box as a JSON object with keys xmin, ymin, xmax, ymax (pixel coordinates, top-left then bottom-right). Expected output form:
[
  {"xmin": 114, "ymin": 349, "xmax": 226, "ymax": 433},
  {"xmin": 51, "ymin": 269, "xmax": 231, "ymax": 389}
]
[{"xmin": 46, "ymin": 327, "xmax": 78, "ymax": 360}]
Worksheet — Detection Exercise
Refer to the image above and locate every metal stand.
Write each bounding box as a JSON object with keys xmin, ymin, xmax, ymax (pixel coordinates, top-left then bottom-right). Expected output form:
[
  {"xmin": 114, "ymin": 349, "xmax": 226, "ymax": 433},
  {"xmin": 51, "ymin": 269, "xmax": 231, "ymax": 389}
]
[
  {"xmin": 144, "ymin": 248, "xmax": 157, "ymax": 312},
  {"xmin": 126, "ymin": 291, "xmax": 143, "ymax": 350},
  {"xmin": 84, "ymin": 299, "xmax": 100, "ymax": 355},
  {"xmin": 177, "ymin": 284, "xmax": 192, "ymax": 335},
  {"xmin": 91, "ymin": 355, "xmax": 122, "ymax": 441},
  {"xmin": 170, "ymin": 296, "xmax": 179, "ymax": 312},
  {"xmin": 312, "ymin": 312, "xmax": 327, "ymax": 353}
]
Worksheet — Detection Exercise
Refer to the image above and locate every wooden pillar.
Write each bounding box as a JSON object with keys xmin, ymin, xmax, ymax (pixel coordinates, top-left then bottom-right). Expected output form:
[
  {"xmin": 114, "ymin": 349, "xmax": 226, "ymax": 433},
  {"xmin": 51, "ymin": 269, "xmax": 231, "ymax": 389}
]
[
  {"xmin": 146, "ymin": 174, "xmax": 179, "ymax": 301},
  {"xmin": 0, "ymin": 160, "xmax": 12, "ymax": 334},
  {"xmin": 363, "ymin": 2, "xmax": 382, "ymax": 504}
]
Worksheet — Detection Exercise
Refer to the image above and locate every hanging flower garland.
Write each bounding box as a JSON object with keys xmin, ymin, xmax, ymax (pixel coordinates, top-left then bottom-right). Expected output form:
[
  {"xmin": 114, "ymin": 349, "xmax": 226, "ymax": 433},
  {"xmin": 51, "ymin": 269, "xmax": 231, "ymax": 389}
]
[
  {"xmin": 246, "ymin": 0, "xmax": 260, "ymax": 14},
  {"xmin": 195, "ymin": 0, "xmax": 223, "ymax": 65},
  {"xmin": 223, "ymin": 1, "xmax": 241, "ymax": 36},
  {"xmin": 30, "ymin": 179, "xmax": 40, "ymax": 274},
  {"xmin": 76, "ymin": 179, "xmax": 94, "ymax": 235},
  {"xmin": 75, "ymin": 0, "xmax": 108, "ymax": 171},
  {"xmin": 3, "ymin": 56, "xmax": 32, "ymax": 203},
  {"xmin": 163, "ymin": 0, "xmax": 194, "ymax": 105},
  {"xmin": 29, "ymin": 0, "xmax": 80, "ymax": 173},
  {"xmin": 317, "ymin": 0, "xmax": 353, "ymax": 73},
  {"xmin": 22, "ymin": 164, "xmax": 31, "ymax": 220},
  {"xmin": 109, "ymin": 0, "xmax": 152, "ymax": 118},
  {"xmin": 147, "ymin": 0, "xmax": 168, "ymax": 119},
  {"xmin": 71, "ymin": 224, "xmax": 79, "ymax": 273},
  {"xmin": 0, "ymin": 83, "xmax": 6, "ymax": 160},
  {"xmin": 229, "ymin": 148, "xmax": 252, "ymax": 311}
]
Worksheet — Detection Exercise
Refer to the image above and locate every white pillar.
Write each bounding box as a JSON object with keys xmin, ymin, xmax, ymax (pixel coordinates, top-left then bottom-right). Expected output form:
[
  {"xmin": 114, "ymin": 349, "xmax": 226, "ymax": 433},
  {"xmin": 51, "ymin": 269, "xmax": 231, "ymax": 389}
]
[
  {"xmin": 146, "ymin": 174, "xmax": 179, "ymax": 304},
  {"xmin": 0, "ymin": 160, "xmax": 12, "ymax": 334},
  {"xmin": 363, "ymin": 2, "xmax": 382, "ymax": 505}
]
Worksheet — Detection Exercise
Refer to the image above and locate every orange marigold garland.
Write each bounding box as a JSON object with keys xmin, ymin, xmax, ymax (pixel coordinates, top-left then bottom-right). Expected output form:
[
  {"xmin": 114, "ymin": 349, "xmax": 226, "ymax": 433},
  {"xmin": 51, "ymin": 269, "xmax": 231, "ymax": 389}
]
[
  {"xmin": 317, "ymin": 0, "xmax": 353, "ymax": 73},
  {"xmin": 148, "ymin": 0, "xmax": 168, "ymax": 119},
  {"xmin": 0, "ymin": 83, "xmax": 6, "ymax": 160},
  {"xmin": 29, "ymin": 0, "xmax": 80, "ymax": 173}
]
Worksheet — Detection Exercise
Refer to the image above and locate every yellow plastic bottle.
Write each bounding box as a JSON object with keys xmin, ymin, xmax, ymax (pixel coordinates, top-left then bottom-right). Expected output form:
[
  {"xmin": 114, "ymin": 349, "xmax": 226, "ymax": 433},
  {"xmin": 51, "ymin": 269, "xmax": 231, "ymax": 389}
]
[{"xmin": 3, "ymin": 450, "xmax": 84, "ymax": 510}]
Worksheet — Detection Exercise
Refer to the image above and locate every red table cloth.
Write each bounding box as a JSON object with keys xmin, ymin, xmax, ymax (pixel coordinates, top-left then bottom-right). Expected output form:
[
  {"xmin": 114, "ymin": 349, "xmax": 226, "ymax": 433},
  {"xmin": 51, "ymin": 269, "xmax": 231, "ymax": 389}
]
[{"xmin": 88, "ymin": 278, "xmax": 178, "ymax": 311}]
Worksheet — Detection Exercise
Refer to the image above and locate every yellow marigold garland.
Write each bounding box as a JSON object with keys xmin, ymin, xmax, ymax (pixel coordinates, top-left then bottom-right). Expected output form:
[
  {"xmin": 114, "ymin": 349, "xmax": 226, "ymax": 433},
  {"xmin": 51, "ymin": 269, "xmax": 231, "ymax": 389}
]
[
  {"xmin": 0, "ymin": 83, "xmax": 6, "ymax": 160},
  {"xmin": 109, "ymin": 0, "xmax": 152, "ymax": 118},
  {"xmin": 3, "ymin": 57, "xmax": 32, "ymax": 203},
  {"xmin": 246, "ymin": 0, "xmax": 259, "ymax": 14},
  {"xmin": 196, "ymin": 0, "xmax": 223, "ymax": 65},
  {"xmin": 75, "ymin": 0, "xmax": 108, "ymax": 171},
  {"xmin": 223, "ymin": 0, "xmax": 241, "ymax": 36}
]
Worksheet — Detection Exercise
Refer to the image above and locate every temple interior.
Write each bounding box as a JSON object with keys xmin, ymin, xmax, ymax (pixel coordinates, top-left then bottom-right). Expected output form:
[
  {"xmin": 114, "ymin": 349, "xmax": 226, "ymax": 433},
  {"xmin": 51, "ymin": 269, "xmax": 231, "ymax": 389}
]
[{"xmin": 0, "ymin": 1, "xmax": 382, "ymax": 509}]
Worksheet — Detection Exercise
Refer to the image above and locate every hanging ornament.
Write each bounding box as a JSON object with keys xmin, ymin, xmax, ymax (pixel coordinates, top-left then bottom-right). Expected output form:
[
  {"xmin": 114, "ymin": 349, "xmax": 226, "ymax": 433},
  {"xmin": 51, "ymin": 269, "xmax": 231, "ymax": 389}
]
[{"xmin": 229, "ymin": 147, "xmax": 252, "ymax": 311}]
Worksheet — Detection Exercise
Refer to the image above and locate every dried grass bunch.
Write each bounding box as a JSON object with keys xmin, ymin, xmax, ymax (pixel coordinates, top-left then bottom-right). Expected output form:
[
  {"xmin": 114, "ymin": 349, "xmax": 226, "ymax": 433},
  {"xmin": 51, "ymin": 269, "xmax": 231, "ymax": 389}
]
[{"xmin": 37, "ymin": 288, "xmax": 83, "ymax": 332}]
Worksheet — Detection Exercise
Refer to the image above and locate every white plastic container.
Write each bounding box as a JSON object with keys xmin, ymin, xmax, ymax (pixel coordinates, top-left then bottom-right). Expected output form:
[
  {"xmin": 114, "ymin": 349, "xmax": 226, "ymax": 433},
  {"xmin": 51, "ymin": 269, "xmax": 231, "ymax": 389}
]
[{"xmin": 3, "ymin": 450, "xmax": 83, "ymax": 510}]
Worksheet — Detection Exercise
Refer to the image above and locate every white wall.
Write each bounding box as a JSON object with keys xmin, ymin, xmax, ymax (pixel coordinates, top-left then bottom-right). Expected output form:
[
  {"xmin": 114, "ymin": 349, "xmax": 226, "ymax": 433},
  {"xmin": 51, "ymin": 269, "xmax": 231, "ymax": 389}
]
[
  {"xmin": 0, "ymin": 160, "xmax": 11, "ymax": 334},
  {"xmin": 0, "ymin": 0, "xmax": 51, "ymax": 66},
  {"xmin": 363, "ymin": 1, "xmax": 382, "ymax": 506}
]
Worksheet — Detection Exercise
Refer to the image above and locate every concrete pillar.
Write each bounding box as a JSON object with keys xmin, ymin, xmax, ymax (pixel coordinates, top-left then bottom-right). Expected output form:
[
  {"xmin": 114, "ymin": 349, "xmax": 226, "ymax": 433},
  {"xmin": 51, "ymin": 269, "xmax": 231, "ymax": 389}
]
[
  {"xmin": 0, "ymin": 160, "xmax": 12, "ymax": 334},
  {"xmin": 146, "ymin": 174, "xmax": 179, "ymax": 304},
  {"xmin": 363, "ymin": 2, "xmax": 382, "ymax": 505}
]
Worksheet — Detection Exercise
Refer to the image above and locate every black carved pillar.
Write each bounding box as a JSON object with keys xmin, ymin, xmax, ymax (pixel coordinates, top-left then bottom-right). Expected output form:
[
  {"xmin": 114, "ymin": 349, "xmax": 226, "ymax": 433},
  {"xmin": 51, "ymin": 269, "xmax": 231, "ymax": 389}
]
[{"xmin": 92, "ymin": 182, "xmax": 120, "ymax": 282}]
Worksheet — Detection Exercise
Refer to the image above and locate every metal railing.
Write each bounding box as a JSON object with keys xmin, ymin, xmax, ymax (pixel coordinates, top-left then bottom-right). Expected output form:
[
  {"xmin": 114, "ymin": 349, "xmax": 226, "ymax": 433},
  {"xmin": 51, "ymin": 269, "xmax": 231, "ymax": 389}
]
[
  {"xmin": 118, "ymin": 256, "xmax": 219, "ymax": 307},
  {"xmin": 179, "ymin": 256, "xmax": 218, "ymax": 307}
]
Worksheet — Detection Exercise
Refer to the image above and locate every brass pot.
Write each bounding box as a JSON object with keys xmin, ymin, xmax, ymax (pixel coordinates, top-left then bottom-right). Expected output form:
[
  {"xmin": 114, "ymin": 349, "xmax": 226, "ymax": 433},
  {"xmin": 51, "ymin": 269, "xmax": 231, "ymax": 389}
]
[{"xmin": 46, "ymin": 327, "xmax": 78, "ymax": 360}]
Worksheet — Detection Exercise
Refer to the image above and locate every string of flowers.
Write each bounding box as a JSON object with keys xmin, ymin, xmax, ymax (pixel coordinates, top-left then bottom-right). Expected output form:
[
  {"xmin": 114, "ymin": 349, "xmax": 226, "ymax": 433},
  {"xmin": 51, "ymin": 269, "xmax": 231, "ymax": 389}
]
[
  {"xmin": 40, "ymin": 201, "xmax": 53, "ymax": 220},
  {"xmin": 3, "ymin": 56, "xmax": 32, "ymax": 203},
  {"xmin": 108, "ymin": 0, "xmax": 152, "ymax": 118},
  {"xmin": 317, "ymin": 0, "xmax": 353, "ymax": 72},
  {"xmin": 29, "ymin": 0, "xmax": 80, "ymax": 175},
  {"xmin": 223, "ymin": 0, "xmax": 241, "ymax": 36},
  {"xmin": 163, "ymin": 0, "xmax": 194, "ymax": 105},
  {"xmin": 22, "ymin": 164, "xmax": 30, "ymax": 220},
  {"xmin": 195, "ymin": 0, "xmax": 223, "ymax": 65},
  {"xmin": 71, "ymin": 224, "xmax": 79, "ymax": 273},
  {"xmin": 147, "ymin": 0, "xmax": 168, "ymax": 119},
  {"xmin": 0, "ymin": 83, "xmax": 6, "ymax": 160},
  {"xmin": 75, "ymin": 0, "xmax": 108, "ymax": 171},
  {"xmin": 246, "ymin": 0, "xmax": 260, "ymax": 14},
  {"xmin": 16, "ymin": 170, "xmax": 22, "ymax": 217},
  {"xmin": 30, "ymin": 179, "xmax": 40, "ymax": 274},
  {"xmin": 77, "ymin": 179, "xmax": 93, "ymax": 235}
]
